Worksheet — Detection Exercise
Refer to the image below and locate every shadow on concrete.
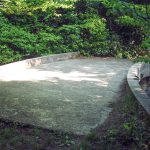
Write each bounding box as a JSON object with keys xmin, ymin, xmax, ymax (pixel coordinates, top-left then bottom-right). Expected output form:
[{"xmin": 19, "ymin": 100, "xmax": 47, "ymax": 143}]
[{"xmin": 0, "ymin": 58, "xmax": 132, "ymax": 134}]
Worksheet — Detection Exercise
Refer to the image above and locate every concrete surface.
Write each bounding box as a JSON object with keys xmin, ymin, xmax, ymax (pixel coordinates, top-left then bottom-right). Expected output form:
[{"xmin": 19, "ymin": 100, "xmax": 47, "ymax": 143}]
[
  {"xmin": 0, "ymin": 52, "xmax": 79, "ymax": 70},
  {"xmin": 139, "ymin": 63, "xmax": 150, "ymax": 79},
  {"xmin": 139, "ymin": 63, "xmax": 150, "ymax": 97},
  {"xmin": 127, "ymin": 63, "xmax": 150, "ymax": 116},
  {"xmin": 0, "ymin": 58, "xmax": 132, "ymax": 134}
]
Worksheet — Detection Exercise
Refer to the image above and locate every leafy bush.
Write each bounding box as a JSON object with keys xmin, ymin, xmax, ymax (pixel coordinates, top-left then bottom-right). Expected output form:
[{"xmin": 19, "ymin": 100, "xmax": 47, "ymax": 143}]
[
  {"xmin": 74, "ymin": 0, "xmax": 87, "ymax": 14},
  {"xmin": 80, "ymin": 17, "xmax": 110, "ymax": 56},
  {"xmin": 0, "ymin": 45, "xmax": 22, "ymax": 65},
  {"xmin": 99, "ymin": 0, "xmax": 149, "ymax": 59},
  {"xmin": 116, "ymin": 15, "xmax": 143, "ymax": 27},
  {"xmin": 0, "ymin": 0, "xmax": 149, "ymax": 64},
  {"xmin": 108, "ymin": 33, "xmax": 123, "ymax": 57},
  {"xmin": 57, "ymin": 25, "xmax": 81, "ymax": 52},
  {"xmin": 37, "ymin": 31, "xmax": 63, "ymax": 54},
  {"xmin": 0, "ymin": 23, "xmax": 37, "ymax": 55},
  {"xmin": 142, "ymin": 36, "xmax": 150, "ymax": 51}
]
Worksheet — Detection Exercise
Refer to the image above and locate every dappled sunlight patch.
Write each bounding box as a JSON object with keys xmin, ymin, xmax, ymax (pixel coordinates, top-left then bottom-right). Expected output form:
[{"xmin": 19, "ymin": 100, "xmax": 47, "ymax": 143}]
[
  {"xmin": 0, "ymin": 58, "xmax": 132, "ymax": 134},
  {"xmin": 64, "ymin": 98, "xmax": 72, "ymax": 102},
  {"xmin": 0, "ymin": 68, "xmax": 111, "ymax": 87}
]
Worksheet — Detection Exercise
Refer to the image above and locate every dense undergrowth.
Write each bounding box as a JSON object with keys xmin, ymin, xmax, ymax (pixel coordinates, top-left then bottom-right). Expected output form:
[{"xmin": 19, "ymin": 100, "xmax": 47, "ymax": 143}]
[{"xmin": 0, "ymin": 0, "xmax": 150, "ymax": 64}]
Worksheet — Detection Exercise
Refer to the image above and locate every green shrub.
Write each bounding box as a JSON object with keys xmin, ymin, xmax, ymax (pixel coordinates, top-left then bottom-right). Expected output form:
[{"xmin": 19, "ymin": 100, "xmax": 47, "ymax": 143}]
[
  {"xmin": 116, "ymin": 15, "xmax": 143, "ymax": 27},
  {"xmin": 0, "ymin": 45, "xmax": 22, "ymax": 65},
  {"xmin": 80, "ymin": 17, "xmax": 110, "ymax": 56},
  {"xmin": 0, "ymin": 0, "xmax": 149, "ymax": 64},
  {"xmin": 136, "ymin": 35, "xmax": 150, "ymax": 62},
  {"xmin": 0, "ymin": 23, "xmax": 37, "ymax": 55},
  {"xmin": 57, "ymin": 25, "xmax": 81, "ymax": 52},
  {"xmin": 74, "ymin": 0, "xmax": 87, "ymax": 14},
  {"xmin": 108, "ymin": 33, "xmax": 123, "ymax": 57},
  {"xmin": 142, "ymin": 36, "xmax": 150, "ymax": 51},
  {"xmin": 37, "ymin": 31, "xmax": 63, "ymax": 54}
]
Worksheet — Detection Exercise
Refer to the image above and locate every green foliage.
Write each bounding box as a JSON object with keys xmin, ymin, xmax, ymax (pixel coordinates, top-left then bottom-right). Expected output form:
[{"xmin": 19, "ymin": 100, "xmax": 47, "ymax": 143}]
[
  {"xmin": 101, "ymin": 0, "xmax": 149, "ymax": 54},
  {"xmin": 108, "ymin": 33, "xmax": 123, "ymax": 58},
  {"xmin": 74, "ymin": 0, "xmax": 87, "ymax": 14},
  {"xmin": 116, "ymin": 15, "xmax": 143, "ymax": 27},
  {"xmin": 80, "ymin": 17, "xmax": 110, "ymax": 56},
  {"xmin": 37, "ymin": 31, "xmax": 63, "ymax": 54},
  {"xmin": 0, "ymin": 0, "xmax": 76, "ymax": 14},
  {"xmin": 0, "ymin": 22, "xmax": 37, "ymax": 55},
  {"xmin": 0, "ymin": 45, "xmax": 22, "ymax": 64},
  {"xmin": 0, "ymin": 0, "xmax": 29, "ymax": 14},
  {"xmin": 57, "ymin": 25, "xmax": 80, "ymax": 52},
  {"xmin": 142, "ymin": 36, "xmax": 150, "ymax": 51},
  {"xmin": 0, "ymin": 0, "xmax": 149, "ymax": 64}
]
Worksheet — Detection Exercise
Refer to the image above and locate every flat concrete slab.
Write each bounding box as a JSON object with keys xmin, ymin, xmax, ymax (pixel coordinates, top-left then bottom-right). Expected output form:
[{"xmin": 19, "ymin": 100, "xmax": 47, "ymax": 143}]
[{"xmin": 0, "ymin": 58, "xmax": 132, "ymax": 134}]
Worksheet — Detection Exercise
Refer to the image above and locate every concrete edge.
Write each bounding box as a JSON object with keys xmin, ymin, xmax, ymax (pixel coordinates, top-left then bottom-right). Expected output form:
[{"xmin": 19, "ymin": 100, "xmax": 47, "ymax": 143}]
[
  {"xmin": 127, "ymin": 63, "xmax": 150, "ymax": 115},
  {"xmin": 0, "ymin": 52, "xmax": 80, "ymax": 71},
  {"xmin": 139, "ymin": 63, "xmax": 150, "ymax": 79}
]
